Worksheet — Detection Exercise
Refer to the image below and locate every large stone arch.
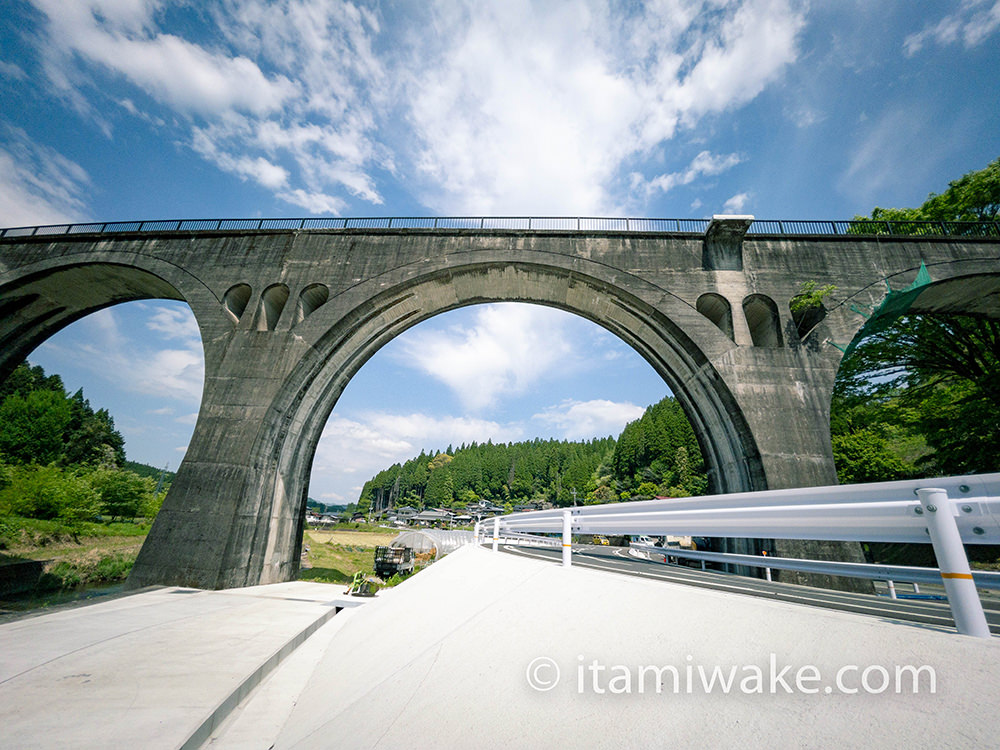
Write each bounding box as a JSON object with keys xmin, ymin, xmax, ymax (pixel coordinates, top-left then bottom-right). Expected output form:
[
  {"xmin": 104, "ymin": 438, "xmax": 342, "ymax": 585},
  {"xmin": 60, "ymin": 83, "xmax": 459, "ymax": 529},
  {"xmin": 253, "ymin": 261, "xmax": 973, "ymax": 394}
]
[
  {"xmin": 220, "ymin": 261, "xmax": 767, "ymax": 587},
  {"xmin": 0, "ymin": 256, "xmax": 223, "ymax": 384},
  {"xmin": 3, "ymin": 226, "xmax": 995, "ymax": 590}
]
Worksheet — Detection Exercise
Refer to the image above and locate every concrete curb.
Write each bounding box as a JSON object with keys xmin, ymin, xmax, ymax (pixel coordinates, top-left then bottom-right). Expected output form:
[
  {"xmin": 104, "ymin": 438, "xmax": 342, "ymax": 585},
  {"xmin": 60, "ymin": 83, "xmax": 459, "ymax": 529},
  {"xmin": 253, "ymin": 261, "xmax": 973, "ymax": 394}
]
[{"xmin": 179, "ymin": 603, "xmax": 340, "ymax": 749}]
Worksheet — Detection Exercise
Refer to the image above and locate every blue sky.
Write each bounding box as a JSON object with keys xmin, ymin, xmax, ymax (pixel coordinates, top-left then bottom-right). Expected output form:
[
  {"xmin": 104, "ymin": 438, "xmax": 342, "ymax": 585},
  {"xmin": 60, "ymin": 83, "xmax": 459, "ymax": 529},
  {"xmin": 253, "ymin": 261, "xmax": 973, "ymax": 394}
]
[{"xmin": 1, "ymin": 1, "xmax": 998, "ymax": 503}]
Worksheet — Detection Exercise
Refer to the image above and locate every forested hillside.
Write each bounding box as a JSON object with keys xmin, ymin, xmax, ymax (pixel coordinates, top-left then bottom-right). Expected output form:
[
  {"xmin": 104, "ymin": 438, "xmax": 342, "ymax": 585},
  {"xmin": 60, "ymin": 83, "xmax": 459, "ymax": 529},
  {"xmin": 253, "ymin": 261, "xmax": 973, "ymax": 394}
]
[
  {"xmin": 358, "ymin": 395, "xmax": 707, "ymax": 512},
  {"xmin": 0, "ymin": 363, "xmax": 165, "ymax": 527}
]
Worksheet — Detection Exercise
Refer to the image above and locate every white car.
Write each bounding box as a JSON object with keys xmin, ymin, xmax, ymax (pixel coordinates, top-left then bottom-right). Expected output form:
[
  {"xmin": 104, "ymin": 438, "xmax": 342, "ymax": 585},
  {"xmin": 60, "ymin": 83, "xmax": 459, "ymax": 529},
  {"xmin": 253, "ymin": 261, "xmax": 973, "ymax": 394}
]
[{"xmin": 630, "ymin": 535, "xmax": 658, "ymax": 547}]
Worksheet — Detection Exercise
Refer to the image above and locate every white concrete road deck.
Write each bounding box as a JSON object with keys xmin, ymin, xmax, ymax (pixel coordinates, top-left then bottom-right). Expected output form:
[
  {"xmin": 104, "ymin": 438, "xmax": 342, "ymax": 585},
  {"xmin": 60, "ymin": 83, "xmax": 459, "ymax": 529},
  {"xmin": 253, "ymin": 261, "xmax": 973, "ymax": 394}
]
[{"xmin": 2, "ymin": 545, "xmax": 1000, "ymax": 749}]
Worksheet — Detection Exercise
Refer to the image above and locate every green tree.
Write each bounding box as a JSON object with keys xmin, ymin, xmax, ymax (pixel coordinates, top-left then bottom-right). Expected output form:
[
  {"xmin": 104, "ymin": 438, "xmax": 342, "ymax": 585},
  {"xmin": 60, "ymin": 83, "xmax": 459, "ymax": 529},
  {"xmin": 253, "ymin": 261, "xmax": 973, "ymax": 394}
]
[
  {"xmin": 62, "ymin": 391, "xmax": 126, "ymax": 467},
  {"xmin": 855, "ymin": 156, "xmax": 1000, "ymax": 226},
  {"xmin": 0, "ymin": 463, "xmax": 101, "ymax": 523},
  {"xmin": 0, "ymin": 363, "xmax": 127, "ymax": 468},
  {"xmin": 831, "ymin": 429, "xmax": 914, "ymax": 484},
  {"xmin": 0, "ymin": 390, "xmax": 72, "ymax": 464},
  {"xmin": 89, "ymin": 468, "xmax": 156, "ymax": 521},
  {"xmin": 424, "ymin": 464, "xmax": 454, "ymax": 507},
  {"xmin": 834, "ymin": 156, "xmax": 1000, "ymax": 479}
]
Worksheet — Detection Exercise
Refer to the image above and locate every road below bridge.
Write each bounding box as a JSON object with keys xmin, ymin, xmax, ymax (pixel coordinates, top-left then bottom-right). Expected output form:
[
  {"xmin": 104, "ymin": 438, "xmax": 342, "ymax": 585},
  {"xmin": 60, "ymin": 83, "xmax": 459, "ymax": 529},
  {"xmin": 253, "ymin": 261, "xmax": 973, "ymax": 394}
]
[{"xmin": 498, "ymin": 543, "xmax": 1000, "ymax": 636}]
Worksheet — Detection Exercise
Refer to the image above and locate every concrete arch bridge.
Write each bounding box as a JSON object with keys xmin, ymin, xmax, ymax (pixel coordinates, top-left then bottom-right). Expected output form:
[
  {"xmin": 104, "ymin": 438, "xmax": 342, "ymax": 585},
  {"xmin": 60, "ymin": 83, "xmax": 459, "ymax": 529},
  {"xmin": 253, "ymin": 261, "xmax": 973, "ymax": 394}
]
[{"xmin": 1, "ymin": 216, "xmax": 997, "ymax": 589}]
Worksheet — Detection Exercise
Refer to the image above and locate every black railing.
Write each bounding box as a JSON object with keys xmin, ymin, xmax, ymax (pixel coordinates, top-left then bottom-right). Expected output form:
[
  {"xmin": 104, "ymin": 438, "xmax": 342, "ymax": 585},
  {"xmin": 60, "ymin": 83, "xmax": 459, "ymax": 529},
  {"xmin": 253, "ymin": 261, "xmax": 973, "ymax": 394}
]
[{"xmin": 1, "ymin": 216, "xmax": 998, "ymax": 239}]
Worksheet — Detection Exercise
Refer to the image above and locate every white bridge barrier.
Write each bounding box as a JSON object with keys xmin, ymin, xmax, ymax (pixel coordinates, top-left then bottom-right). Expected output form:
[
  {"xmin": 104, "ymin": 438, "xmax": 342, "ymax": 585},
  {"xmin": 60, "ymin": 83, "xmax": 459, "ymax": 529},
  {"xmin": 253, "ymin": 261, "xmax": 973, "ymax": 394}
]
[
  {"xmin": 471, "ymin": 525, "xmax": 560, "ymax": 549},
  {"xmin": 485, "ymin": 474, "xmax": 1000, "ymax": 638}
]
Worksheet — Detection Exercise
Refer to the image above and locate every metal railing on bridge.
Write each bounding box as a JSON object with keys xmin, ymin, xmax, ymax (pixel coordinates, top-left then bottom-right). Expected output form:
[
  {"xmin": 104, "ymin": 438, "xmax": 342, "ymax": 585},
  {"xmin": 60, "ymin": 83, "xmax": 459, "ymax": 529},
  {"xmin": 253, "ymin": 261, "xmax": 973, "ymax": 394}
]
[
  {"xmin": 474, "ymin": 473, "xmax": 1000, "ymax": 638},
  {"xmin": 2, "ymin": 216, "xmax": 998, "ymax": 239}
]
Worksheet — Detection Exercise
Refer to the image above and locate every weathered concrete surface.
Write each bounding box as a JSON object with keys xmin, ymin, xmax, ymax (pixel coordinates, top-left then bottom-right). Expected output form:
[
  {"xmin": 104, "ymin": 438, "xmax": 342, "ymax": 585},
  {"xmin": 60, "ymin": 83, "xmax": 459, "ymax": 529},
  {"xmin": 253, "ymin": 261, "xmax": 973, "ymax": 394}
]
[
  {"xmin": 2, "ymin": 226, "xmax": 998, "ymax": 589},
  {"xmin": 0, "ymin": 581, "xmax": 368, "ymax": 749},
  {"xmin": 222, "ymin": 546, "xmax": 1000, "ymax": 749}
]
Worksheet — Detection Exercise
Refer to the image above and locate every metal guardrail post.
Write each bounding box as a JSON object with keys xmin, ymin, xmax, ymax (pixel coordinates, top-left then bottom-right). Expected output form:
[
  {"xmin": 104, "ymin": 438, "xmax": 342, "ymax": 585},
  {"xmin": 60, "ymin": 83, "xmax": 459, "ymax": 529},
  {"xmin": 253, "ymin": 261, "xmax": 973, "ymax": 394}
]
[
  {"xmin": 492, "ymin": 517, "xmax": 500, "ymax": 552},
  {"xmin": 562, "ymin": 510, "xmax": 572, "ymax": 568},
  {"xmin": 473, "ymin": 522, "xmax": 481, "ymax": 545},
  {"xmin": 917, "ymin": 488, "xmax": 990, "ymax": 638}
]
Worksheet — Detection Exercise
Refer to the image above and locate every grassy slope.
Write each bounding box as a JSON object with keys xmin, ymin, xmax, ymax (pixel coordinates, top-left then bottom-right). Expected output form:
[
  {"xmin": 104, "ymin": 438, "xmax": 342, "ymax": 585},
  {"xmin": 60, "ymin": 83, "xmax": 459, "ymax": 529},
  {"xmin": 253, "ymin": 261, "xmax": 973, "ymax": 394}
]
[
  {"xmin": 0, "ymin": 517, "xmax": 150, "ymax": 593},
  {"xmin": 298, "ymin": 527, "xmax": 407, "ymax": 584}
]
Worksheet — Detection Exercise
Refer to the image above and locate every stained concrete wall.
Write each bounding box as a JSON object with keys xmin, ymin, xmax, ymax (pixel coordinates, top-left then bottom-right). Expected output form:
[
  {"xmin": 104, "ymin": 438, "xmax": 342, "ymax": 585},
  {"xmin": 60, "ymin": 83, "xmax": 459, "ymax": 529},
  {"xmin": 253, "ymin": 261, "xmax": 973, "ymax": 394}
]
[{"xmin": 1, "ymin": 226, "xmax": 998, "ymax": 590}]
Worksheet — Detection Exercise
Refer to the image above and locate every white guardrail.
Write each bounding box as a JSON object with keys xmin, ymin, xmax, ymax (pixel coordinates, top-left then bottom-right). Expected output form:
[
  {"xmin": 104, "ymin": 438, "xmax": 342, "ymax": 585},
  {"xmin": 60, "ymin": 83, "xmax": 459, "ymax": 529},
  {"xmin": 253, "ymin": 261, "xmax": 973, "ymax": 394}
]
[{"xmin": 472, "ymin": 474, "xmax": 1000, "ymax": 638}]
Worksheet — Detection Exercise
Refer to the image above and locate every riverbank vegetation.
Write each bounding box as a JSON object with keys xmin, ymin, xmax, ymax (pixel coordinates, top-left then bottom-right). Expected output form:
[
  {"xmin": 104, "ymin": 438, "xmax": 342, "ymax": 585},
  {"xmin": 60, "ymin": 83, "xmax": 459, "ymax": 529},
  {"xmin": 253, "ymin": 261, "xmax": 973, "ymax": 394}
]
[{"xmin": 0, "ymin": 363, "xmax": 171, "ymax": 596}]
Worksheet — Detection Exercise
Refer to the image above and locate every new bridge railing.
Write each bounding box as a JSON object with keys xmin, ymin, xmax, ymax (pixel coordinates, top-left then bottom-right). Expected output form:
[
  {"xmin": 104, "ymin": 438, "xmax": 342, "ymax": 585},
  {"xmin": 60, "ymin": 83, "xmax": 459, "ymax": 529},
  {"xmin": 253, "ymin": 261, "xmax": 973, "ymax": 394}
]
[
  {"xmin": 474, "ymin": 473, "xmax": 1000, "ymax": 638},
  {"xmin": 2, "ymin": 216, "xmax": 999, "ymax": 239}
]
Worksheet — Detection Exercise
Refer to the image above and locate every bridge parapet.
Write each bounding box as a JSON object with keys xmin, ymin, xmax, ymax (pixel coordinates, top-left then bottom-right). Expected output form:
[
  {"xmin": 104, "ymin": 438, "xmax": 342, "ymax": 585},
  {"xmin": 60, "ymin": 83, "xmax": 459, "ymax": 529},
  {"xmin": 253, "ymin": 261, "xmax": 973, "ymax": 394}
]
[{"xmin": 3, "ymin": 215, "xmax": 999, "ymax": 239}]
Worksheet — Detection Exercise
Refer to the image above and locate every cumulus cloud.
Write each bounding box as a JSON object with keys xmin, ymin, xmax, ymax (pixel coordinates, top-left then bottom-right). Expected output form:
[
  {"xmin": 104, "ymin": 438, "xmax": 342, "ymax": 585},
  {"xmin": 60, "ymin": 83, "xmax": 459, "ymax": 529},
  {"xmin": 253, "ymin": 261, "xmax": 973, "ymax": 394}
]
[
  {"xmin": 393, "ymin": 304, "xmax": 578, "ymax": 411},
  {"xmin": 634, "ymin": 150, "xmax": 743, "ymax": 198},
  {"xmin": 904, "ymin": 0, "xmax": 1000, "ymax": 56},
  {"xmin": 406, "ymin": 0, "xmax": 803, "ymax": 214},
  {"xmin": 30, "ymin": 0, "xmax": 295, "ymax": 116},
  {"xmin": 24, "ymin": 0, "xmax": 804, "ymax": 217},
  {"xmin": 0, "ymin": 126, "xmax": 90, "ymax": 227},
  {"xmin": 310, "ymin": 410, "xmax": 524, "ymax": 499},
  {"xmin": 722, "ymin": 192, "xmax": 751, "ymax": 213},
  {"xmin": 37, "ymin": 303, "xmax": 205, "ymax": 404},
  {"xmin": 29, "ymin": 0, "xmax": 387, "ymax": 214},
  {"xmin": 532, "ymin": 399, "xmax": 645, "ymax": 440}
]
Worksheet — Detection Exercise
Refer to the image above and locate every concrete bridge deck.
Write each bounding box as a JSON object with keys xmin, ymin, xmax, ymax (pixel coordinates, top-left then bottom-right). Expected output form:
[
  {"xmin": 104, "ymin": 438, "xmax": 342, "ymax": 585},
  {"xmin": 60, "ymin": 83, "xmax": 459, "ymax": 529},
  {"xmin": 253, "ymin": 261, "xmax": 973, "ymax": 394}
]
[{"xmin": 2, "ymin": 546, "xmax": 999, "ymax": 748}]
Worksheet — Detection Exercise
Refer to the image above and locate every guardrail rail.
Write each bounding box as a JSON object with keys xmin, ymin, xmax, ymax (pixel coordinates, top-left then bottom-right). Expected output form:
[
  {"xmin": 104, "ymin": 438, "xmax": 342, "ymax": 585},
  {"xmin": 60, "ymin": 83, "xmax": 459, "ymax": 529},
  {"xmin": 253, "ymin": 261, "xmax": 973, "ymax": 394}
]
[{"xmin": 475, "ymin": 473, "xmax": 1000, "ymax": 638}]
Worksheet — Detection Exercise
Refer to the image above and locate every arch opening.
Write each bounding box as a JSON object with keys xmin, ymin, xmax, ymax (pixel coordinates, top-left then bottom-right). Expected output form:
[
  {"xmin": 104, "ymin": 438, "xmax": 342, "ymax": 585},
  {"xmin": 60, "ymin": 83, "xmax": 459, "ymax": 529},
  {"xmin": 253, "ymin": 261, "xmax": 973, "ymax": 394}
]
[
  {"xmin": 0, "ymin": 263, "xmax": 208, "ymax": 582},
  {"xmin": 697, "ymin": 292, "xmax": 734, "ymax": 341},
  {"xmin": 223, "ymin": 283, "xmax": 252, "ymax": 323},
  {"xmin": 305, "ymin": 302, "xmax": 683, "ymax": 516},
  {"xmin": 829, "ymin": 271, "xmax": 1000, "ymax": 570},
  {"xmin": 258, "ymin": 284, "xmax": 290, "ymax": 331},
  {"xmin": 295, "ymin": 283, "xmax": 329, "ymax": 325},
  {"xmin": 241, "ymin": 262, "xmax": 765, "ymax": 586},
  {"xmin": 743, "ymin": 294, "xmax": 783, "ymax": 348}
]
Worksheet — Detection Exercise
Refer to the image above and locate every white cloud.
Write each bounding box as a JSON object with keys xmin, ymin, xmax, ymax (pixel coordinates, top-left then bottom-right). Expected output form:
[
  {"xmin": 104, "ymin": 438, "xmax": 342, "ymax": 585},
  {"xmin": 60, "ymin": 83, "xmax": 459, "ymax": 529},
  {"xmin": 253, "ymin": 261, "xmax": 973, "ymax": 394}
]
[
  {"xmin": 0, "ymin": 60, "xmax": 27, "ymax": 81},
  {"xmin": 146, "ymin": 305, "xmax": 201, "ymax": 342},
  {"xmin": 837, "ymin": 107, "xmax": 941, "ymax": 207},
  {"xmin": 0, "ymin": 126, "xmax": 91, "ymax": 227},
  {"xmin": 405, "ymin": 0, "xmax": 803, "ymax": 214},
  {"xmin": 310, "ymin": 411, "xmax": 524, "ymax": 495},
  {"xmin": 30, "ymin": 0, "xmax": 387, "ymax": 214},
  {"xmin": 30, "ymin": 0, "xmax": 295, "ymax": 116},
  {"xmin": 38, "ymin": 303, "xmax": 205, "ymax": 404},
  {"xmin": 904, "ymin": 1, "xmax": 1000, "ymax": 56},
  {"xmin": 635, "ymin": 150, "xmax": 743, "ymax": 197},
  {"xmin": 722, "ymin": 192, "xmax": 751, "ymax": 213},
  {"xmin": 22, "ymin": 0, "xmax": 804, "ymax": 218},
  {"xmin": 277, "ymin": 188, "xmax": 347, "ymax": 215},
  {"xmin": 393, "ymin": 304, "xmax": 577, "ymax": 411},
  {"xmin": 532, "ymin": 399, "xmax": 645, "ymax": 440}
]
